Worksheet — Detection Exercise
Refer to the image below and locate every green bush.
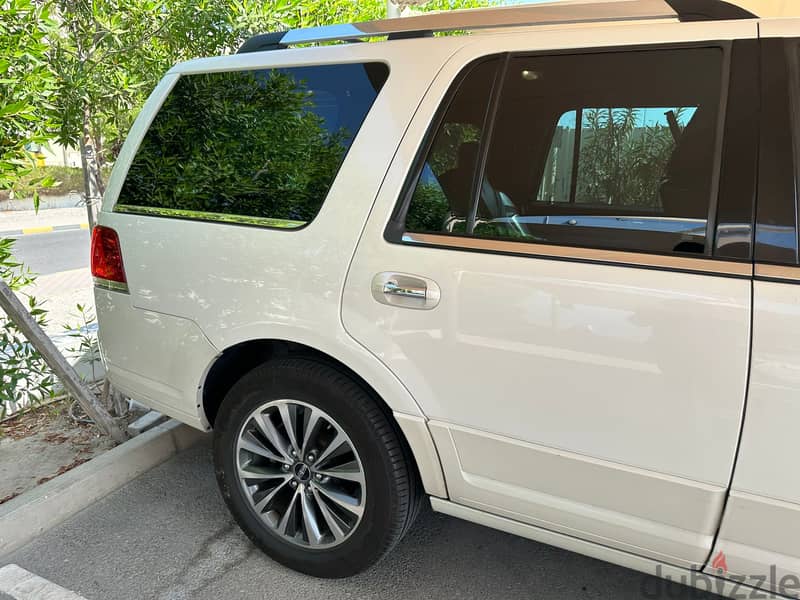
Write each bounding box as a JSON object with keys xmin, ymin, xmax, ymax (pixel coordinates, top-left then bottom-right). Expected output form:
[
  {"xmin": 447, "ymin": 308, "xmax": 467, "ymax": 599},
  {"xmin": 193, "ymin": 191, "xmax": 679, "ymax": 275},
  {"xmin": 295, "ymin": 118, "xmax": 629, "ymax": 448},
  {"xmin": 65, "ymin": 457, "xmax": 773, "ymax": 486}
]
[
  {"xmin": 0, "ymin": 237, "xmax": 55, "ymax": 416},
  {"xmin": 0, "ymin": 166, "xmax": 87, "ymax": 201},
  {"xmin": 576, "ymin": 108, "xmax": 678, "ymax": 209},
  {"xmin": 406, "ymin": 183, "xmax": 451, "ymax": 233}
]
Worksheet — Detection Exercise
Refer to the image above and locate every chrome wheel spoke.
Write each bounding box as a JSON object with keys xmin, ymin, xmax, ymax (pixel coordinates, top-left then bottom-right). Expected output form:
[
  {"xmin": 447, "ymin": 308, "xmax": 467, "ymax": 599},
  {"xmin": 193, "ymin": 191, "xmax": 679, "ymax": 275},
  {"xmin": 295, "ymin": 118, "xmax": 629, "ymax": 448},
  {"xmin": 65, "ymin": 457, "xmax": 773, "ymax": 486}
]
[
  {"xmin": 300, "ymin": 410, "xmax": 321, "ymax": 456},
  {"xmin": 238, "ymin": 463, "xmax": 288, "ymax": 481},
  {"xmin": 236, "ymin": 400, "xmax": 365, "ymax": 549},
  {"xmin": 239, "ymin": 432, "xmax": 287, "ymax": 464},
  {"xmin": 253, "ymin": 411, "xmax": 293, "ymax": 462},
  {"xmin": 277, "ymin": 403, "xmax": 302, "ymax": 456},
  {"xmin": 279, "ymin": 488, "xmax": 301, "ymax": 536},
  {"xmin": 311, "ymin": 486, "xmax": 346, "ymax": 542},
  {"xmin": 300, "ymin": 486, "xmax": 324, "ymax": 546},
  {"xmin": 252, "ymin": 476, "xmax": 292, "ymax": 513},
  {"xmin": 315, "ymin": 460, "xmax": 365, "ymax": 485},
  {"xmin": 314, "ymin": 431, "xmax": 346, "ymax": 468},
  {"xmin": 313, "ymin": 482, "xmax": 364, "ymax": 518}
]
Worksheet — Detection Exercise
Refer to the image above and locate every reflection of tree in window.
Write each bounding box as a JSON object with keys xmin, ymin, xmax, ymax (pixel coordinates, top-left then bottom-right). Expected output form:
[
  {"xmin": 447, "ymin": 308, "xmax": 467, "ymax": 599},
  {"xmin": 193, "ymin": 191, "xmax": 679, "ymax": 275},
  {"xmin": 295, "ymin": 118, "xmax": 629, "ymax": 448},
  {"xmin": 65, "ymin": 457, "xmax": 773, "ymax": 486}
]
[
  {"xmin": 538, "ymin": 106, "xmax": 696, "ymax": 210},
  {"xmin": 121, "ymin": 64, "xmax": 387, "ymax": 224},
  {"xmin": 429, "ymin": 123, "xmax": 480, "ymax": 174},
  {"xmin": 407, "ymin": 124, "xmax": 480, "ymax": 232},
  {"xmin": 405, "ymin": 58, "xmax": 499, "ymax": 234},
  {"xmin": 577, "ymin": 107, "xmax": 695, "ymax": 209},
  {"xmin": 406, "ymin": 123, "xmax": 481, "ymax": 231}
]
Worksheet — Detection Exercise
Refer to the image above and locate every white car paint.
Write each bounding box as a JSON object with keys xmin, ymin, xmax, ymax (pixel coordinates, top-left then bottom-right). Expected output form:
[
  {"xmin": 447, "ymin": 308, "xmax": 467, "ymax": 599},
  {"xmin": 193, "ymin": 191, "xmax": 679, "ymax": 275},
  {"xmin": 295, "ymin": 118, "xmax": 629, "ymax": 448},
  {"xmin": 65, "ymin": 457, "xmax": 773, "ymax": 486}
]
[{"xmin": 706, "ymin": 277, "xmax": 800, "ymax": 596}]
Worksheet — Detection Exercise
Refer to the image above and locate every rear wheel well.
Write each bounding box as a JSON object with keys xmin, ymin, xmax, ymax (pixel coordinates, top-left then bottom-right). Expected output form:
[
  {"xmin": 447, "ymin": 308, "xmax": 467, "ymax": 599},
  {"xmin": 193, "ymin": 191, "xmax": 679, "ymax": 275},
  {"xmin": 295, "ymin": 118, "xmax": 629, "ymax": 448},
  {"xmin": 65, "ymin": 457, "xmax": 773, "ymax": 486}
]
[
  {"xmin": 202, "ymin": 339, "xmax": 422, "ymax": 488},
  {"xmin": 202, "ymin": 339, "xmax": 280, "ymax": 427},
  {"xmin": 202, "ymin": 340, "xmax": 405, "ymax": 437}
]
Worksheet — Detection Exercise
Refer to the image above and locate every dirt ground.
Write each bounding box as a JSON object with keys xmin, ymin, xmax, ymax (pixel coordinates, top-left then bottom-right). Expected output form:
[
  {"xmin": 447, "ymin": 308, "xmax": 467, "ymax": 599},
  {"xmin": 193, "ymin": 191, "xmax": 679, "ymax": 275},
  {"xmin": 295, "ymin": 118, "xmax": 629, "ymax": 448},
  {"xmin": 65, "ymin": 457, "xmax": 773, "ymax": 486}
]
[{"xmin": 0, "ymin": 400, "xmax": 117, "ymax": 504}]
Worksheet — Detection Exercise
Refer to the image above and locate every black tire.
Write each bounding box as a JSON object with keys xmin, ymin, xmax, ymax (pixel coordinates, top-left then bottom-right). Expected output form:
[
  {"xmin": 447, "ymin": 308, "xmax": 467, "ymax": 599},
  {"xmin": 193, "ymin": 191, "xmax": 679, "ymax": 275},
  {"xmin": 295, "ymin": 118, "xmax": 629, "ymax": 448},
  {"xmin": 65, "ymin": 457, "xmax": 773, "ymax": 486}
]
[{"xmin": 213, "ymin": 357, "xmax": 422, "ymax": 578}]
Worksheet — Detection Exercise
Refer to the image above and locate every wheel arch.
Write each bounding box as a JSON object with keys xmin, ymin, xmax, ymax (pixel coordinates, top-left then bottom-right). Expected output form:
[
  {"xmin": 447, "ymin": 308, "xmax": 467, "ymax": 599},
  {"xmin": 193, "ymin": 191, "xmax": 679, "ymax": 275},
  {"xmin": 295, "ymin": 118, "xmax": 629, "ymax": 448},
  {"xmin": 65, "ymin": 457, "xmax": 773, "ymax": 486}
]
[{"xmin": 199, "ymin": 338, "xmax": 448, "ymax": 498}]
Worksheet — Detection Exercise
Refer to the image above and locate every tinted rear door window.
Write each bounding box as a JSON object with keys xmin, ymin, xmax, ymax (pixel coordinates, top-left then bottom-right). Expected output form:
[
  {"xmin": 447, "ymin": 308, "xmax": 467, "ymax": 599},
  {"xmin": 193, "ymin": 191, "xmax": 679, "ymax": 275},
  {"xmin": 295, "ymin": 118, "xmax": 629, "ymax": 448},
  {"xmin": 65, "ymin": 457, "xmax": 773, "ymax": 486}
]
[{"xmin": 403, "ymin": 48, "xmax": 725, "ymax": 257}]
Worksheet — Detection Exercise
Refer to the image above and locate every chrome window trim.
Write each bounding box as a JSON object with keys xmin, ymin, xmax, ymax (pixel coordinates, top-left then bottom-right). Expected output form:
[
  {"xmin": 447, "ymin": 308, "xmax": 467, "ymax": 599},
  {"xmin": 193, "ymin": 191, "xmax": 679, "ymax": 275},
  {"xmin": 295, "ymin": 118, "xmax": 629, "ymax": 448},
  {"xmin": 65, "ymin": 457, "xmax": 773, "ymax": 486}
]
[
  {"xmin": 754, "ymin": 263, "xmax": 800, "ymax": 283},
  {"xmin": 402, "ymin": 232, "xmax": 753, "ymax": 277},
  {"xmin": 114, "ymin": 204, "xmax": 306, "ymax": 230}
]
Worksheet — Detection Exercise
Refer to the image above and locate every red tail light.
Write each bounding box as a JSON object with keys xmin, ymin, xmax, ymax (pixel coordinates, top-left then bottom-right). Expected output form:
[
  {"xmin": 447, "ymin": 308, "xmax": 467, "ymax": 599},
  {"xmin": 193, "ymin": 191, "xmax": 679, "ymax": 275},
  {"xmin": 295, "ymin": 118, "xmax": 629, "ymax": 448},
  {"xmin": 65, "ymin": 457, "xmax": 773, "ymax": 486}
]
[{"xmin": 91, "ymin": 226, "xmax": 127, "ymax": 288}]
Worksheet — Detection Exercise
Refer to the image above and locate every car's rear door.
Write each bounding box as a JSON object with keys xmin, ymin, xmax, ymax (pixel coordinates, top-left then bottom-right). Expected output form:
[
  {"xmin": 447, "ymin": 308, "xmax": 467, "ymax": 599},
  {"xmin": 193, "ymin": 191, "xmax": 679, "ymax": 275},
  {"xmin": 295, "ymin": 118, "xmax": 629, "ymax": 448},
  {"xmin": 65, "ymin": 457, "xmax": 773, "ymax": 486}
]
[{"xmin": 343, "ymin": 19, "xmax": 758, "ymax": 569}]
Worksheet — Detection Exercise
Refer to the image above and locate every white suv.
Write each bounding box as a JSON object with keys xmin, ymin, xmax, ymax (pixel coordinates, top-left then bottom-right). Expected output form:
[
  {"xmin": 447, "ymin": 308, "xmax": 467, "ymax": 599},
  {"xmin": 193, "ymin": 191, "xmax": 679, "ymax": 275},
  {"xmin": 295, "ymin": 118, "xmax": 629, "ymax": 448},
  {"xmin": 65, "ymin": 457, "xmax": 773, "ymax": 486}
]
[{"xmin": 93, "ymin": 1, "xmax": 800, "ymax": 597}]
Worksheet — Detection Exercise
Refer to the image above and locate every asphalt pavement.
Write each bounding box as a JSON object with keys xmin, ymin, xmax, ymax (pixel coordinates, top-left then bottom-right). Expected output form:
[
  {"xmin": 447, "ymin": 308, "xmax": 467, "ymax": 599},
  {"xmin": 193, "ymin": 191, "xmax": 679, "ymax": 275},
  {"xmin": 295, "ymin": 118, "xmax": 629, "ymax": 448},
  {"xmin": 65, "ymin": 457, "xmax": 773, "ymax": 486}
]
[
  {"xmin": 10, "ymin": 229, "xmax": 89, "ymax": 276},
  {"xmin": 1, "ymin": 438, "xmax": 723, "ymax": 600}
]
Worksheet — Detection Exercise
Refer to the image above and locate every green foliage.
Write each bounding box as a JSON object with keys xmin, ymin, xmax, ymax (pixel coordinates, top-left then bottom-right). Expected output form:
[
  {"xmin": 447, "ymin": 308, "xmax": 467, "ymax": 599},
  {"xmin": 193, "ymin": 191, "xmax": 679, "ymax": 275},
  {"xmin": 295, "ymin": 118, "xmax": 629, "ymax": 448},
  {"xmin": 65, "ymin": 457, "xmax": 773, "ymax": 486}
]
[
  {"xmin": 429, "ymin": 123, "xmax": 481, "ymax": 175},
  {"xmin": 576, "ymin": 108, "xmax": 679, "ymax": 209},
  {"xmin": 0, "ymin": 166, "xmax": 89, "ymax": 200},
  {"xmin": 0, "ymin": 238, "xmax": 55, "ymax": 416},
  {"xmin": 122, "ymin": 70, "xmax": 349, "ymax": 222},
  {"xmin": 0, "ymin": 1, "xmax": 58, "ymax": 413},
  {"xmin": 51, "ymin": 0, "xmax": 184, "ymax": 164},
  {"xmin": 405, "ymin": 119, "xmax": 481, "ymax": 233},
  {"xmin": 406, "ymin": 183, "xmax": 452, "ymax": 232},
  {"xmin": 0, "ymin": 0, "xmax": 59, "ymax": 206}
]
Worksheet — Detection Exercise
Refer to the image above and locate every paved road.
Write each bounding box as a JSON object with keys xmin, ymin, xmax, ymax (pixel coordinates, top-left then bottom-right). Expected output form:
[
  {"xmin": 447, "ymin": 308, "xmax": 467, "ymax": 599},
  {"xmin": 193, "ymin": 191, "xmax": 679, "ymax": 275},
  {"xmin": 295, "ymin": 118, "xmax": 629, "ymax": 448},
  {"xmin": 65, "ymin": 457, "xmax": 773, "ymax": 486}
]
[
  {"xmin": 10, "ymin": 229, "xmax": 89, "ymax": 276},
  {"xmin": 5, "ymin": 228, "xmax": 95, "ymax": 362},
  {"xmin": 2, "ymin": 438, "xmax": 722, "ymax": 600}
]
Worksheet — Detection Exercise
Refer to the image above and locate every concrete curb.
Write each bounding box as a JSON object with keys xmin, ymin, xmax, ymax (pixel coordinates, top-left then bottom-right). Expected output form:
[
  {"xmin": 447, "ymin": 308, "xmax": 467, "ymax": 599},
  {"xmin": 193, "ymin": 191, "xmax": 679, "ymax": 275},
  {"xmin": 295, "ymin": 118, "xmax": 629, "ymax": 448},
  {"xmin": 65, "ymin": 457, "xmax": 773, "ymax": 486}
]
[
  {"xmin": 0, "ymin": 420, "xmax": 207, "ymax": 558},
  {"xmin": 0, "ymin": 223, "xmax": 88, "ymax": 237}
]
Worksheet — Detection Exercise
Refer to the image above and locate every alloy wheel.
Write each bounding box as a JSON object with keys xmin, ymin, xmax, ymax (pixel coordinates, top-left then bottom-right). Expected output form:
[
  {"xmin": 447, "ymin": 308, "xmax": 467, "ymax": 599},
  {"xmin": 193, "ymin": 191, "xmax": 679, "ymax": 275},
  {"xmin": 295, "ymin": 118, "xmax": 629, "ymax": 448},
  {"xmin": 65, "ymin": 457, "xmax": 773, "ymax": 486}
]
[{"xmin": 235, "ymin": 399, "xmax": 366, "ymax": 549}]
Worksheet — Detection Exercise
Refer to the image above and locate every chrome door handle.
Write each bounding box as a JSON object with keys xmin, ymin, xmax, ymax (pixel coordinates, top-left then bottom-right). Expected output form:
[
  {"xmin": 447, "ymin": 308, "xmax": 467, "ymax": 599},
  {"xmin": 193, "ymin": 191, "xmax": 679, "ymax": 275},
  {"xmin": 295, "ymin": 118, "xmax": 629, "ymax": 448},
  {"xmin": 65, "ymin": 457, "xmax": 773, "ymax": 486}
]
[
  {"xmin": 383, "ymin": 280, "xmax": 426, "ymax": 300},
  {"xmin": 371, "ymin": 272, "xmax": 440, "ymax": 310}
]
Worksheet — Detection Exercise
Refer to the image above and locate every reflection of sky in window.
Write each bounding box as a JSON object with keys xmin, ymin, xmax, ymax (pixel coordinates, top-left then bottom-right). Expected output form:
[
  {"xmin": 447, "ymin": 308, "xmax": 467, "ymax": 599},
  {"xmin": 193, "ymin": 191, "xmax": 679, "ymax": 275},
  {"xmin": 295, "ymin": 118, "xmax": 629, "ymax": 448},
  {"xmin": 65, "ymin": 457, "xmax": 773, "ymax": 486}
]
[
  {"xmin": 254, "ymin": 63, "xmax": 383, "ymax": 146},
  {"xmin": 419, "ymin": 163, "xmax": 439, "ymax": 187},
  {"xmin": 556, "ymin": 111, "xmax": 576, "ymax": 129},
  {"xmin": 556, "ymin": 107, "xmax": 698, "ymax": 129},
  {"xmin": 637, "ymin": 107, "xmax": 698, "ymax": 127}
]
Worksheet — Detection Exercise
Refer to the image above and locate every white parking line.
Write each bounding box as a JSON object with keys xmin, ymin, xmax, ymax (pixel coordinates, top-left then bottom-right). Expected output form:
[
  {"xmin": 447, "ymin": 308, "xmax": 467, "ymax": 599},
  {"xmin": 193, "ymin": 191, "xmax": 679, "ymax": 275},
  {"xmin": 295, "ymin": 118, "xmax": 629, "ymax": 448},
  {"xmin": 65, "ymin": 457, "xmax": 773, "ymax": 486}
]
[{"xmin": 0, "ymin": 565, "xmax": 87, "ymax": 600}]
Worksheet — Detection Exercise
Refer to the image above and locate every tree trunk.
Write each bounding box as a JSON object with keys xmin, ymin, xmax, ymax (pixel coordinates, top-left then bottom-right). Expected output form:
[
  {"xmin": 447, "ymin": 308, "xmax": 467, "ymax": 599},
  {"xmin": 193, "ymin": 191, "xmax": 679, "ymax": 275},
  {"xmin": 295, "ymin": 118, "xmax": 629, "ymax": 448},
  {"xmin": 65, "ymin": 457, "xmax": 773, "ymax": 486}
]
[
  {"xmin": 0, "ymin": 280, "xmax": 128, "ymax": 443},
  {"xmin": 90, "ymin": 126, "xmax": 106, "ymax": 197},
  {"xmin": 79, "ymin": 107, "xmax": 103, "ymax": 229},
  {"xmin": 78, "ymin": 135, "xmax": 95, "ymax": 230}
]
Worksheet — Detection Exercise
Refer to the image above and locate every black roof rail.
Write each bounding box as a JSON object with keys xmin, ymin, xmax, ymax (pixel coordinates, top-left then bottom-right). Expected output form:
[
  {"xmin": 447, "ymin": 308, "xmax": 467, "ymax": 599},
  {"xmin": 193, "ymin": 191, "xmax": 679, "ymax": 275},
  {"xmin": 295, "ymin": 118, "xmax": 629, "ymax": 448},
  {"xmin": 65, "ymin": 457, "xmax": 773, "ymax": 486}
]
[
  {"xmin": 237, "ymin": 32, "xmax": 287, "ymax": 54},
  {"xmin": 665, "ymin": 0, "xmax": 756, "ymax": 21},
  {"xmin": 235, "ymin": 0, "xmax": 758, "ymax": 55}
]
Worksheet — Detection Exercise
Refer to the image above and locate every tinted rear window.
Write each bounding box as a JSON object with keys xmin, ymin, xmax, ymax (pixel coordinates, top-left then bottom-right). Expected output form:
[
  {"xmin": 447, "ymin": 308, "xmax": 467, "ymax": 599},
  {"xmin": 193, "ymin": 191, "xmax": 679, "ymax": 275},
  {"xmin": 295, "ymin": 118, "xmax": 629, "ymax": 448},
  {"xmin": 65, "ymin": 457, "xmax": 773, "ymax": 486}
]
[{"xmin": 118, "ymin": 62, "xmax": 389, "ymax": 227}]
